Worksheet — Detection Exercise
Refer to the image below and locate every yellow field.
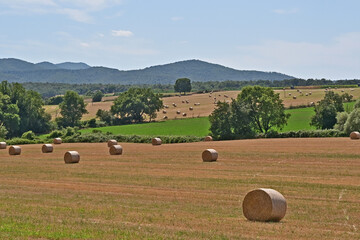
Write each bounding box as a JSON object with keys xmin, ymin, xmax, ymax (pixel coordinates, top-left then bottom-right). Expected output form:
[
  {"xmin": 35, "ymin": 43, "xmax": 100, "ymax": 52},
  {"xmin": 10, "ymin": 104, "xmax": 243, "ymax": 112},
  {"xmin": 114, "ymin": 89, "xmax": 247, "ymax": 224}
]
[
  {"xmin": 44, "ymin": 87, "xmax": 360, "ymax": 121},
  {"xmin": 0, "ymin": 138, "xmax": 359, "ymax": 239}
]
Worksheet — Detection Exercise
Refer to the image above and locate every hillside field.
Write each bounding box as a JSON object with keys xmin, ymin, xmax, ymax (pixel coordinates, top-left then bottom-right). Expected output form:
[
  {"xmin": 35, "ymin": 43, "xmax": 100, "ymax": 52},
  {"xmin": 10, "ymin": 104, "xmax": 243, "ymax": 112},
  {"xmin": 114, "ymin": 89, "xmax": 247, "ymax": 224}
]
[{"xmin": 0, "ymin": 139, "xmax": 359, "ymax": 239}]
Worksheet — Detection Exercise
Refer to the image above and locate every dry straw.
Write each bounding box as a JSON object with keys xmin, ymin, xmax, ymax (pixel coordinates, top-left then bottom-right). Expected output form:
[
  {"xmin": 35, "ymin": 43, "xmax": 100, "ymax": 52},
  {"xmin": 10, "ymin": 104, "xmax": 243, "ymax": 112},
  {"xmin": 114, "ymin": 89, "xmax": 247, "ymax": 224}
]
[
  {"xmin": 9, "ymin": 146, "xmax": 21, "ymax": 155},
  {"xmin": 42, "ymin": 144, "xmax": 53, "ymax": 153},
  {"xmin": 109, "ymin": 145, "xmax": 123, "ymax": 155},
  {"xmin": 64, "ymin": 151, "xmax": 80, "ymax": 164},
  {"xmin": 242, "ymin": 188, "xmax": 287, "ymax": 222},
  {"xmin": 53, "ymin": 138, "xmax": 62, "ymax": 144},
  {"xmin": 152, "ymin": 137, "xmax": 162, "ymax": 146},
  {"xmin": 204, "ymin": 136, "xmax": 213, "ymax": 141},
  {"xmin": 350, "ymin": 131, "xmax": 360, "ymax": 140},
  {"xmin": 202, "ymin": 149, "xmax": 218, "ymax": 162},
  {"xmin": 0, "ymin": 142, "xmax": 6, "ymax": 149},
  {"xmin": 107, "ymin": 139, "xmax": 118, "ymax": 147}
]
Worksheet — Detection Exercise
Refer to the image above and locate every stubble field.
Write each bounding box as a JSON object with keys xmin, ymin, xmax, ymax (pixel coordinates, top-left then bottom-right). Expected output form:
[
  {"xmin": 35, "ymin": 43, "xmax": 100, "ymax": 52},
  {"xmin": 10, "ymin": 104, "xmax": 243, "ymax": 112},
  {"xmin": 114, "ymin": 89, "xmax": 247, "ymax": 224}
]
[{"xmin": 0, "ymin": 138, "xmax": 359, "ymax": 239}]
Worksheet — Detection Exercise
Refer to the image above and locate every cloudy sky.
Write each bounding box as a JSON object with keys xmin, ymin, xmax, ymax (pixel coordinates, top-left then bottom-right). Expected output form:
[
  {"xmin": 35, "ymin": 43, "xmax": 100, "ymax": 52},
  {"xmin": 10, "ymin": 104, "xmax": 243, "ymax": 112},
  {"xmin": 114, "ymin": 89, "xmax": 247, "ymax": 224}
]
[{"xmin": 0, "ymin": 0, "xmax": 360, "ymax": 79}]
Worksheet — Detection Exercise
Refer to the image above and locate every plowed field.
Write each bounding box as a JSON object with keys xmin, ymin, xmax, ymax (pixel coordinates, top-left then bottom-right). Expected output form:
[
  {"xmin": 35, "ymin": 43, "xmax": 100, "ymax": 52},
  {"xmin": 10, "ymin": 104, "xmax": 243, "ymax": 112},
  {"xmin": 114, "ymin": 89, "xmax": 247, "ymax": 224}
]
[{"xmin": 0, "ymin": 138, "xmax": 359, "ymax": 239}]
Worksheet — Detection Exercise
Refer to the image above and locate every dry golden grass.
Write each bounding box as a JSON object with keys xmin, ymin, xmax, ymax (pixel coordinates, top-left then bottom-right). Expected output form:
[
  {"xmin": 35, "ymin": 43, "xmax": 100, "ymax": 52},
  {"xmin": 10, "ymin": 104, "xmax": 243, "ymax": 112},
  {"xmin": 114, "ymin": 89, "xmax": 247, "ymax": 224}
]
[
  {"xmin": 44, "ymin": 88, "xmax": 360, "ymax": 121},
  {"xmin": 0, "ymin": 138, "xmax": 359, "ymax": 239}
]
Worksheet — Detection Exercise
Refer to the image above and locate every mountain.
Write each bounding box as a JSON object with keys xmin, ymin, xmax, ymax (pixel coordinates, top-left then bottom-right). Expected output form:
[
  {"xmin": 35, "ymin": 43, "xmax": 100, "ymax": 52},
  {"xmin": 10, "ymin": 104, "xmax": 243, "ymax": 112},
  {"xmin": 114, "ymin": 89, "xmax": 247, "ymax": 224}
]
[{"xmin": 0, "ymin": 58, "xmax": 294, "ymax": 84}]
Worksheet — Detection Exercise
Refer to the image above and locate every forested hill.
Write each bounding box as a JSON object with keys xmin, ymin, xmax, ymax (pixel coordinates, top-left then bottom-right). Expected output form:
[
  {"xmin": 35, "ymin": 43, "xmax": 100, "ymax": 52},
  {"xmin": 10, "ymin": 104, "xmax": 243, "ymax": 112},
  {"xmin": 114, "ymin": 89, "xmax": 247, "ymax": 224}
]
[{"xmin": 0, "ymin": 58, "xmax": 294, "ymax": 84}]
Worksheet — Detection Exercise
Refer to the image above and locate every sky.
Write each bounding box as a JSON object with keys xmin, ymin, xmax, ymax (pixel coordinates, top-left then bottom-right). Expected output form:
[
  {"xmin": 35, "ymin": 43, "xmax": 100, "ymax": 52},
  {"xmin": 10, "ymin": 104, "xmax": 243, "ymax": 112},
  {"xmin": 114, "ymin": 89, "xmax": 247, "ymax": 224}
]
[{"xmin": 0, "ymin": 0, "xmax": 360, "ymax": 79}]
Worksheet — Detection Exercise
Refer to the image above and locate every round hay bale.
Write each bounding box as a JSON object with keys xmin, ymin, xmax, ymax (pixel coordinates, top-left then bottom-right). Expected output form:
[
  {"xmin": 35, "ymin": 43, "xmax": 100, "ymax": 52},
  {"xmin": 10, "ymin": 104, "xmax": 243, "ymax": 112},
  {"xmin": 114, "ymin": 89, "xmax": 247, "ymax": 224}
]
[
  {"xmin": 107, "ymin": 139, "xmax": 118, "ymax": 147},
  {"xmin": 242, "ymin": 188, "xmax": 287, "ymax": 222},
  {"xmin": 109, "ymin": 145, "xmax": 123, "ymax": 155},
  {"xmin": 350, "ymin": 131, "xmax": 360, "ymax": 140},
  {"xmin": 309, "ymin": 92, "xmax": 312, "ymax": 95},
  {"xmin": 204, "ymin": 136, "xmax": 213, "ymax": 141},
  {"xmin": 176, "ymin": 110, "xmax": 181, "ymax": 114},
  {"xmin": 202, "ymin": 149, "xmax": 218, "ymax": 162},
  {"xmin": 64, "ymin": 151, "xmax": 80, "ymax": 164},
  {"xmin": 162, "ymin": 110, "xmax": 167, "ymax": 114},
  {"xmin": 152, "ymin": 138, "xmax": 162, "ymax": 146},
  {"xmin": 42, "ymin": 144, "xmax": 53, "ymax": 153},
  {"xmin": 0, "ymin": 142, "xmax": 6, "ymax": 149},
  {"xmin": 182, "ymin": 112, "xmax": 187, "ymax": 116},
  {"xmin": 53, "ymin": 138, "xmax": 62, "ymax": 144},
  {"xmin": 9, "ymin": 146, "xmax": 21, "ymax": 155},
  {"xmin": 293, "ymin": 96, "xmax": 297, "ymax": 99},
  {"xmin": 163, "ymin": 116, "xmax": 168, "ymax": 119},
  {"xmin": 288, "ymin": 93, "xmax": 291, "ymax": 96},
  {"xmin": 182, "ymin": 100, "xmax": 185, "ymax": 103},
  {"xmin": 189, "ymin": 107, "xmax": 193, "ymax": 110}
]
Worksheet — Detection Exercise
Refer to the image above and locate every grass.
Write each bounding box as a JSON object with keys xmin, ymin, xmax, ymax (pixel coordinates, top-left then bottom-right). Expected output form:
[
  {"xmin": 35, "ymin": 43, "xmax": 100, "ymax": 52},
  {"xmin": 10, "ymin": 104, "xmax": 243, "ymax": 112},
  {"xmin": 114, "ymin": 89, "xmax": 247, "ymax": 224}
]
[
  {"xmin": 0, "ymin": 139, "xmax": 359, "ymax": 239},
  {"xmin": 80, "ymin": 117, "xmax": 211, "ymax": 137}
]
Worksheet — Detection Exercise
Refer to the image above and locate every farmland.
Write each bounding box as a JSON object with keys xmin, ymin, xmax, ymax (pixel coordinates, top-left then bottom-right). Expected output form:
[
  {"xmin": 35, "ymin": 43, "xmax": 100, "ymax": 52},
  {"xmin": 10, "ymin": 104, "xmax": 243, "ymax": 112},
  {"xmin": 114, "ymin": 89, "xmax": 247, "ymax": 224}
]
[{"xmin": 0, "ymin": 138, "xmax": 359, "ymax": 239}]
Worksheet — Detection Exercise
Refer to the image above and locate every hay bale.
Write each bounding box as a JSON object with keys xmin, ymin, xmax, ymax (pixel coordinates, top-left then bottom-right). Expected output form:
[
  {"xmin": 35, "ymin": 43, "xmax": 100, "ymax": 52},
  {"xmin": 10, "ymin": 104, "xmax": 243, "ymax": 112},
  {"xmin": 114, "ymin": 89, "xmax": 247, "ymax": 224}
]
[
  {"xmin": 163, "ymin": 116, "xmax": 168, "ymax": 119},
  {"xmin": 189, "ymin": 107, "xmax": 193, "ymax": 111},
  {"xmin": 182, "ymin": 100, "xmax": 185, "ymax": 103},
  {"xmin": 182, "ymin": 112, "xmax": 187, "ymax": 116},
  {"xmin": 202, "ymin": 149, "xmax": 218, "ymax": 162},
  {"xmin": 350, "ymin": 131, "xmax": 360, "ymax": 139},
  {"xmin": 152, "ymin": 138, "xmax": 162, "ymax": 146},
  {"xmin": 42, "ymin": 144, "xmax": 53, "ymax": 153},
  {"xmin": 242, "ymin": 188, "xmax": 287, "ymax": 222},
  {"xmin": 0, "ymin": 142, "xmax": 6, "ymax": 149},
  {"xmin": 53, "ymin": 138, "xmax": 62, "ymax": 144},
  {"xmin": 204, "ymin": 136, "xmax": 213, "ymax": 141},
  {"xmin": 9, "ymin": 146, "xmax": 21, "ymax": 155},
  {"xmin": 164, "ymin": 105, "xmax": 169, "ymax": 108},
  {"xmin": 309, "ymin": 92, "xmax": 312, "ymax": 95},
  {"xmin": 293, "ymin": 96, "xmax": 297, "ymax": 99},
  {"xmin": 107, "ymin": 139, "xmax": 118, "ymax": 147},
  {"xmin": 288, "ymin": 93, "xmax": 291, "ymax": 96},
  {"xmin": 64, "ymin": 151, "xmax": 80, "ymax": 164},
  {"xmin": 162, "ymin": 110, "xmax": 167, "ymax": 114},
  {"xmin": 109, "ymin": 145, "xmax": 123, "ymax": 155},
  {"xmin": 176, "ymin": 110, "xmax": 181, "ymax": 114}
]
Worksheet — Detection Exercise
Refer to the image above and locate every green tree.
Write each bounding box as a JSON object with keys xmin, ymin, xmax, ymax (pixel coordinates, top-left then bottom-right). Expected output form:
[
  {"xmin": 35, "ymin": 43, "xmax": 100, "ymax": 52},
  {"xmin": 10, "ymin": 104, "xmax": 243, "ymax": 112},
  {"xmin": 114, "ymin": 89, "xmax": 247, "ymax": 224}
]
[
  {"xmin": 56, "ymin": 91, "xmax": 88, "ymax": 127},
  {"xmin": 344, "ymin": 108, "xmax": 360, "ymax": 134},
  {"xmin": 111, "ymin": 88, "xmax": 163, "ymax": 123},
  {"xmin": 311, "ymin": 91, "xmax": 344, "ymax": 129},
  {"xmin": 92, "ymin": 90, "xmax": 104, "ymax": 102},
  {"xmin": 209, "ymin": 102, "xmax": 233, "ymax": 140},
  {"xmin": 174, "ymin": 78, "xmax": 192, "ymax": 95},
  {"xmin": 238, "ymin": 86, "xmax": 290, "ymax": 133}
]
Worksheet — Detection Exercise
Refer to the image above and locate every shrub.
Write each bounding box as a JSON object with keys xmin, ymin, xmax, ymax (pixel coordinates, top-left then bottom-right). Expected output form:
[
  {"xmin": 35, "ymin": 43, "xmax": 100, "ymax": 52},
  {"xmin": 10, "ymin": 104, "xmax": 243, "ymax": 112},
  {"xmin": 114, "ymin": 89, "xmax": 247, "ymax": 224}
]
[
  {"xmin": 21, "ymin": 131, "xmax": 36, "ymax": 140},
  {"xmin": 49, "ymin": 130, "xmax": 64, "ymax": 138}
]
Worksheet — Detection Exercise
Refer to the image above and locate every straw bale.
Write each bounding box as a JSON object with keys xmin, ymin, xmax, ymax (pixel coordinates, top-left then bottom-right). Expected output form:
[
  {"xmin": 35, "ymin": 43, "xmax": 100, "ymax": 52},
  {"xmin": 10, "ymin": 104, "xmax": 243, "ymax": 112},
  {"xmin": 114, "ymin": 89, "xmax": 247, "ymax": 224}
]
[
  {"xmin": 109, "ymin": 145, "xmax": 123, "ymax": 155},
  {"xmin": 189, "ymin": 107, "xmax": 193, "ymax": 110},
  {"xmin": 182, "ymin": 113, "xmax": 187, "ymax": 116},
  {"xmin": 242, "ymin": 188, "xmax": 287, "ymax": 222},
  {"xmin": 64, "ymin": 151, "xmax": 80, "ymax": 164},
  {"xmin": 293, "ymin": 96, "xmax": 297, "ymax": 99},
  {"xmin": 176, "ymin": 111, "xmax": 181, "ymax": 114},
  {"xmin": 202, "ymin": 149, "xmax": 218, "ymax": 162},
  {"xmin": 350, "ymin": 131, "xmax": 360, "ymax": 139},
  {"xmin": 53, "ymin": 138, "xmax": 62, "ymax": 144},
  {"xmin": 107, "ymin": 139, "xmax": 118, "ymax": 147},
  {"xmin": 162, "ymin": 110, "xmax": 167, "ymax": 114},
  {"xmin": 42, "ymin": 144, "xmax": 53, "ymax": 153},
  {"xmin": 204, "ymin": 136, "xmax": 213, "ymax": 141},
  {"xmin": 163, "ymin": 116, "xmax": 168, "ymax": 119},
  {"xmin": 9, "ymin": 146, "xmax": 21, "ymax": 155},
  {"xmin": 152, "ymin": 138, "xmax": 162, "ymax": 145},
  {"xmin": 0, "ymin": 142, "xmax": 6, "ymax": 149}
]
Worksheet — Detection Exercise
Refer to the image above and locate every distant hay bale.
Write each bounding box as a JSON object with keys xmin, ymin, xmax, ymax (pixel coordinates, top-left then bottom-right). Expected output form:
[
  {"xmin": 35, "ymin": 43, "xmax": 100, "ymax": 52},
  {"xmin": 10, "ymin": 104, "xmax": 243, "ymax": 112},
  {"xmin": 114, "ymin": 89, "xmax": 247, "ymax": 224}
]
[
  {"xmin": 152, "ymin": 138, "xmax": 162, "ymax": 146},
  {"xmin": 209, "ymin": 95, "xmax": 212, "ymax": 97},
  {"xmin": 182, "ymin": 113, "xmax": 187, "ymax": 116},
  {"xmin": 189, "ymin": 107, "xmax": 193, "ymax": 110},
  {"xmin": 182, "ymin": 100, "xmax": 185, "ymax": 103},
  {"xmin": 164, "ymin": 105, "xmax": 169, "ymax": 108},
  {"xmin": 107, "ymin": 139, "xmax": 118, "ymax": 147},
  {"xmin": 309, "ymin": 102, "xmax": 314, "ymax": 106},
  {"xmin": 109, "ymin": 145, "xmax": 123, "ymax": 155},
  {"xmin": 224, "ymin": 95, "xmax": 228, "ymax": 98},
  {"xmin": 296, "ymin": 89, "xmax": 299, "ymax": 92},
  {"xmin": 9, "ymin": 146, "xmax": 21, "ymax": 155},
  {"xmin": 176, "ymin": 110, "xmax": 181, "ymax": 114},
  {"xmin": 64, "ymin": 151, "xmax": 80, "ymax": 164},
  {"xmin": 309, "ymin": 92, "xmax": 312, "ymax": 95},
  {"xmin": 163, "ymin": 116, "xmax": 168, "ymax": 119},
  {"xmin": 42, "ymin": 144, "xmax": 53, "ymax": 153},
  {"xmin": 204, "ymin": 136, "xmax": 213, "ymax": 141},
  {"xmin": 288, "ymin": 93, "xmax": 291, "ymax": 96},
  {"xmin": 53, "ymin": 138, "xmax": 62, "ymax": 144},
  {"xmin": 351, "ymin": 89, "xmax": 354, "ymax": 91},
  {"xmin": 293, "ymin": 96, "xmax": 297, "ymax": 99},
  {"xmin": 194, "ymin": 103, "xmax": 200, "ymax": 106},
  {"xmin": 185, "ymin": 100, "xmax": 189, "ymax": 103},
  {"xmin": 172, "ymin": 103, "xmax": 176, "ymax": 107},
  {"xmin": 350, "ymin": 131, "xmax": 360, "ymax": 139},
  {"xmin": 305, "ymin": 93, "xmax": 308, "ymax": 96},
  {"xmin": 0, "ymin": 142, "xmax": 6, "ymax": 149},
  {"xmin": 242, "ymin": 188, "xmax": 287, "ymax": 222},
  {"xmin": 162, "ymin": 110, "xmax": 167, "ymax": 114},
  {"xmin": 202, "ymin": 149, "xmax": 218, "ymax": 162}
]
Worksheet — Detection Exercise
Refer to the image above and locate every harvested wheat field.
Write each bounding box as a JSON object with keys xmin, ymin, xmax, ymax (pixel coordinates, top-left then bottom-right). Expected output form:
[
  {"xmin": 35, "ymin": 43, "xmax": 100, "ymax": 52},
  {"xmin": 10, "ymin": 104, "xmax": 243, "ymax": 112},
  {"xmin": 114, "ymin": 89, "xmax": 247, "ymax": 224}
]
[{"xmin": 0, "ymin": 138, "xmax": 359, "ymax": 239}]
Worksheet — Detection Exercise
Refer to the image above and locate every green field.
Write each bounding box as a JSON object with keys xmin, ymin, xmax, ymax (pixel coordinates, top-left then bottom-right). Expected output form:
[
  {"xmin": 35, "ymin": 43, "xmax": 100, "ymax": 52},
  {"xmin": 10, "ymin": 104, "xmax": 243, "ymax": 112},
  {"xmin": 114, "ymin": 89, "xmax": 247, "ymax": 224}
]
[
  {"xmin": 80, "ymin": 117, "xmax": 211, "ymax": 137},
  {"xmin": 279, "ymin": 107, "xmax": 316, "ymax": 132}
]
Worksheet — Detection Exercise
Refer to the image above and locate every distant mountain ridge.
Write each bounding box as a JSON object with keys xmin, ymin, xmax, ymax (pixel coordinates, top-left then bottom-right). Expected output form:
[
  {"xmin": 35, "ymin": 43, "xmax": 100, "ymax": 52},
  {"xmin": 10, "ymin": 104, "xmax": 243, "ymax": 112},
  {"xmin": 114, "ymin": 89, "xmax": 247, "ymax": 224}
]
[{"xmin": 0, "ymin": 58, "xmax": 294, "ymax": 84}]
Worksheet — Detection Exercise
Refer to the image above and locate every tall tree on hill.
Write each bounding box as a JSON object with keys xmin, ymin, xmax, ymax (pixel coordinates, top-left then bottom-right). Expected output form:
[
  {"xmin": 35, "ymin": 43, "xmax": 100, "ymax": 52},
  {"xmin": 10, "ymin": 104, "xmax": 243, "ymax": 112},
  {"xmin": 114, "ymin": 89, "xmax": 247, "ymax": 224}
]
[
  {"xmin": 56, "ymin": 91, "xmax": 88, "ymax": 127},
  {"xmin": 174, "ymin": 78, "xmax": 192, "ymax": 95}
]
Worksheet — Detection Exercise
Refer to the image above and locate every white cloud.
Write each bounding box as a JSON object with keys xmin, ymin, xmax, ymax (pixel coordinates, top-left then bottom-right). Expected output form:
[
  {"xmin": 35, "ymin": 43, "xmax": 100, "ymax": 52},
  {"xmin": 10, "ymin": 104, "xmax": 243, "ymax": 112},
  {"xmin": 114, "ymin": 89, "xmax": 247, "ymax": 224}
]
[
  {"xmin": 171, "ymin": 16, "xmax": 183, "ymax": 21},
  {"xmin": 234, "ymin": 32, "xmax": 360, "ymax": 79},
  {"xmin": 111, "ymin": 30, "xmax": 133, "ymax": 37},
  {"xmin": 80, "ymin": 42, "xmax": 90, "ymax": 47},
  {"xmin": 273, "ymin": 8, "xmax": 298, "ymax": 15},
  {"xmin": 57, "ymin": 8, "xmax": 92, "ymax": 23}
]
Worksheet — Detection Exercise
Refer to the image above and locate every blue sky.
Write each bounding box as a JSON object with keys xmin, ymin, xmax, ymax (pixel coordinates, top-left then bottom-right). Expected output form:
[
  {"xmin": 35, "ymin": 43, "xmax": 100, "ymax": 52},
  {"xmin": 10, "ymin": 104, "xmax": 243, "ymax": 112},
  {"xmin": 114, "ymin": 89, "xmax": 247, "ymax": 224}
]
[{"xmin": 0, "ymin": 0, "xmax": 360, "ymax": 79}]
